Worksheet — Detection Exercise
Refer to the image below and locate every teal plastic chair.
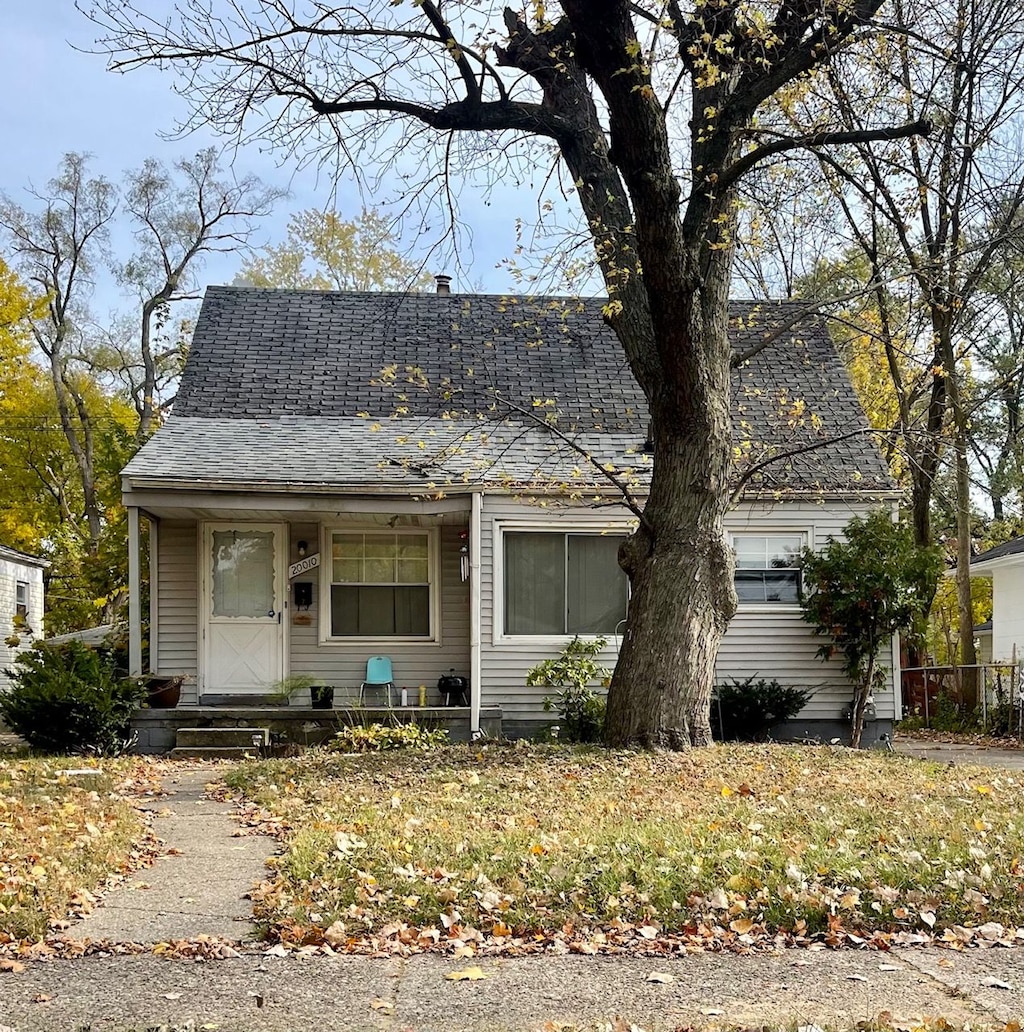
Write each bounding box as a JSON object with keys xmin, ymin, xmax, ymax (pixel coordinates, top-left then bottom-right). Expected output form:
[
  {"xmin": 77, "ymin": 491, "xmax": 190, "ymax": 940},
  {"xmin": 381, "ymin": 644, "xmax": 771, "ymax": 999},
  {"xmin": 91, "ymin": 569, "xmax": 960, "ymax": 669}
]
[{"xmin": 359, "ymin": 655, "xmax": 395, "ymax": 707}]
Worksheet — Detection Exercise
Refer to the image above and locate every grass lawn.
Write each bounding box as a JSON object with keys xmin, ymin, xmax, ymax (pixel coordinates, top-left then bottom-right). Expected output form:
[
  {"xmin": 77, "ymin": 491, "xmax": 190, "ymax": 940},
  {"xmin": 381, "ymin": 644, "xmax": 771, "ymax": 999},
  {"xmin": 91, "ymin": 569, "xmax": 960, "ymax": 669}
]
[
  {"xmin": 225, "ymin": 743, "xmax": 1024, "ymax": 949},
  {"xmin": 0, "ymin": 757, "xmax": 157, "ymax": 939}
]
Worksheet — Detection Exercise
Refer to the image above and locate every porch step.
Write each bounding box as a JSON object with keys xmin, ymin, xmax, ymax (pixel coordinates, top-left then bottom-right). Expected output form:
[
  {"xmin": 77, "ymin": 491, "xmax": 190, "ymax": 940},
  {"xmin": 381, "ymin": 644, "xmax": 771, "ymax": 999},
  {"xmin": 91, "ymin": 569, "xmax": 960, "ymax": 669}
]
[
  {"xmin": 169, "ymin": 745, "xmax": 262, "ymax": 760},
  {"xmin": 174, "ymin": 727, "xmax": 270, "ymax": 750}
]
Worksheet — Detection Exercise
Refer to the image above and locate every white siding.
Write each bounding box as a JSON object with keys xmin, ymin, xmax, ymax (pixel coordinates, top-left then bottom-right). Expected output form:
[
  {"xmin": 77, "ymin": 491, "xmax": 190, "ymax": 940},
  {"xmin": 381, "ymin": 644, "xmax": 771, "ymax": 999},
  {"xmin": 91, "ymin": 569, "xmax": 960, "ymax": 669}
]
[
  {"xmin": 479, "ymin": 495, "xmax": 892, "ymax": 725},
  {"xmin": 287, "ymin": 520, "xmax": 471, "ymax": 703},
  {"xmin": 0, "ymin": 557, "xmax": 45, "ymax": 690},
  {"xmin": 992, "ymin": 565, "xmax": 1024, "ymax": 662},
  {"xmin": 155, "ymin": 521, "xmax": 200, "ymax": 704}
]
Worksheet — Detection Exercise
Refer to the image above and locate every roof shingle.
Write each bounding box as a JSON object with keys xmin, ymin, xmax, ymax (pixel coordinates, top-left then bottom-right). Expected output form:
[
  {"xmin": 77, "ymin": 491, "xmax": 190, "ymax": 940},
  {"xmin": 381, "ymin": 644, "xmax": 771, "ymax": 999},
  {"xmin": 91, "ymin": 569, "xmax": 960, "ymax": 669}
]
[{"xmin": 127, "ymin": 287, "xmax": 895, "ymax": 495}]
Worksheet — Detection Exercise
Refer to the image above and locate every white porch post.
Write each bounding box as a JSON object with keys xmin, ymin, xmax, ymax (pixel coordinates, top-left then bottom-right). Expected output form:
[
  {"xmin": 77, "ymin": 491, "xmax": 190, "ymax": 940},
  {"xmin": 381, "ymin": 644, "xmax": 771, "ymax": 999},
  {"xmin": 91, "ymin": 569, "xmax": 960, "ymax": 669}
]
[
  {"xmin": 469, "ymin": 490, "xmax": 483, "ymax": 737},
  {"xmin": 127, "ymin": 505, "xmax": 143, "ymax": 677}
]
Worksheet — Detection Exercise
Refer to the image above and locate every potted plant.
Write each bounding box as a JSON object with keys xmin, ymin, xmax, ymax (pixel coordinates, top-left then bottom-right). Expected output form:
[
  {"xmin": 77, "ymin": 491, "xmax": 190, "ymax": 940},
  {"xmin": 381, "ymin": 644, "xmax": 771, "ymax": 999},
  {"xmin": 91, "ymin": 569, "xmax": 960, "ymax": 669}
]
[
  {"xmin": 311, "ymin": 684, "xmax": 335, "ymax": 709},
  {"xmin": 145, "ymin": 674, "xmax": 184, "ymax": 709},
  {"xmin": 269, "ymin": 674, "xmax": 330, "ymax": 707}
]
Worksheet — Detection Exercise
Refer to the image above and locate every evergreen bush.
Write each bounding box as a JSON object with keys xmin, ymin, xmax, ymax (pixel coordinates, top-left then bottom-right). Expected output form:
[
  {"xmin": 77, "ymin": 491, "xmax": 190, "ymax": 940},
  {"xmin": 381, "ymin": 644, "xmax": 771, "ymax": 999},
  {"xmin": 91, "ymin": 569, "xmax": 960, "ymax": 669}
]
[
  {"xmin": 0, "ymin": 641, "xmax": 146, "ymax": 755},
  {"xmin": 713, "ymin": 676, "xmax": 814, "ymax": 741}
]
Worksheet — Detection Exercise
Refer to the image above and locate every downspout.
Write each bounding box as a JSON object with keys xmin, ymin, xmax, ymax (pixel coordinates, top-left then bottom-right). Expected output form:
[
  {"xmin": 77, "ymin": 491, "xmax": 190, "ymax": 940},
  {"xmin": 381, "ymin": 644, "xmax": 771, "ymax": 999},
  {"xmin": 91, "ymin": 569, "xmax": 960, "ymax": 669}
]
[{"xmin": 470, "ymin": 490, "xmax": 483, "ymax": 738}]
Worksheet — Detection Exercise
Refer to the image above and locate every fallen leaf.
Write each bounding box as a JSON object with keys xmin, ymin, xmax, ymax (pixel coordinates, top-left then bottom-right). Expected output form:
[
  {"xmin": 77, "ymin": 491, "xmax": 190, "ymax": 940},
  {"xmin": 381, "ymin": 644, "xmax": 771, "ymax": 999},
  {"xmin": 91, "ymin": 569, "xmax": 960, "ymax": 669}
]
[
  {"xmin": 878, "ymin": 964, "xmax": 899, "ymax": 972},
  {"xmin": 700, "ymin": 1007, "xmax": 724, "ymax": 1016},
  {"xmin": 982, "ymin": 977, "xmax": 1015, "ymax": 990},
  {"xmin": 31, "ymin": 994, "xmax": 51, "ymax": 1003},
  {"xmin": 645, "ymin": 972, "xmax": 674, "ymax": 984},
  {"xmin": 0, "ymin": 960, "xmax": 25, "ymax": 973},
  {"xmin": 264, "ymin": 944, "xmax": 289, "ymax": 957},
  {"xmin": 637, "ymin": 925, "xmax": 658, "ymax": 939},
  {"xmin": 161, "ymin": 992, "xmax": 183, "ymax": 1000},
  {"xmin": 847, "ymin": 974, "xmax": 868, "ymax": 982},
  {"xmin": 370, "ymin": 998, "xmax": 394, "ymax": 1013},
  {"xmin": 730, "ymin": 917, "xmax": 754, "ymax": 934},
  {"xmin": 444, "ymin": 966, "xmax": 489, "ymax": 981},
  {"xmin": 919, "ymin": 910, "xmax": 936, "ymax": 928}
]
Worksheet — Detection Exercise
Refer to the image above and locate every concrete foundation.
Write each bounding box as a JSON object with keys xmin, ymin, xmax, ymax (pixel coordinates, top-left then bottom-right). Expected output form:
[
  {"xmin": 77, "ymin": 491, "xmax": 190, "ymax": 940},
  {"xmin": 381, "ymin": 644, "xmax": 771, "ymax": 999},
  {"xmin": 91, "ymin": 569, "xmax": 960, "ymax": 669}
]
[{"xmin": 131, "ymin": 704, "xmax": 503, "ymax": 755}]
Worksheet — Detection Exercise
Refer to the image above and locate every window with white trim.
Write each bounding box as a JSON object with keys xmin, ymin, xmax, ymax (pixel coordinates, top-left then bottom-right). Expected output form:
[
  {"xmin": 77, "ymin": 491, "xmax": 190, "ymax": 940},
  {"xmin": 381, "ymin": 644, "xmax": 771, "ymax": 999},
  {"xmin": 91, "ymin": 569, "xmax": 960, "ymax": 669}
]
[
  {"xmin": 732, "ymin": 534, "xmax": 805, "ymax": 603},
  {"xmin": 504, "ymin": 531, "xmax": 628, "ymax": 635},
  {"xmin": 15, "ymin": 581, "xmax": 29, "ymax": 620},
  {"xmin": 327, "ymin": 531, "xmax": 433, "ymax": 638}
]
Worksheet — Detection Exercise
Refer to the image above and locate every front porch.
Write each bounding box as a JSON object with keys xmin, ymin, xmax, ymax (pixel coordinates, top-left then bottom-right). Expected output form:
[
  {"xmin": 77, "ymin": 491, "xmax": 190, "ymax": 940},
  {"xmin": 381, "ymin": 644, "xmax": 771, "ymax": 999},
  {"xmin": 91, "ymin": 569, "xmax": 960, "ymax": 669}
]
[{"xmin": 132, "ymin": 703, "xmax": 504, "ymax": 755}]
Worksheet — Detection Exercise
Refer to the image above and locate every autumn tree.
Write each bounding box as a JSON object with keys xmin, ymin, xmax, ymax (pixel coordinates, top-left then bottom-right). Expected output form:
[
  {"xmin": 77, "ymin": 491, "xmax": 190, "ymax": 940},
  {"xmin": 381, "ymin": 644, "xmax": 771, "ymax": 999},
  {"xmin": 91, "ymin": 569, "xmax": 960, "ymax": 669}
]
[
  {"xmin": 795, "ymin": 0, "xmax": 1024, "ymax": 675},
  {"xmin": 801, "ymin": 510, "xmax": 942, "ymax": 747},
  {"xmin": 0, "ymin": 151, "xmax": 279, "ymax": 631},
  {"xmin": 85, "ymin": 0, "xmax": 928, "ymax": 747},
  {"xmin": 239, "ymin": 208, "xmax": 431, "ymax": 292}
]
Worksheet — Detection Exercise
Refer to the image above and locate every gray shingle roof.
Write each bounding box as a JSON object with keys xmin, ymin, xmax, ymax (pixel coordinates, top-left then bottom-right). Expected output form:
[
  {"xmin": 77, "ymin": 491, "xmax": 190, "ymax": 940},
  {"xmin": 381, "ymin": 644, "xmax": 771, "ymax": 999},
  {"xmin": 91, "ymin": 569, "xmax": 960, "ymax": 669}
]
[
  {"xmin": 972, "ymin": 536, "xmax": 1024, "ymax": 566},
  {"xmin": 126, "ymin": 287, "xmax": 895, "ymax": 495}
]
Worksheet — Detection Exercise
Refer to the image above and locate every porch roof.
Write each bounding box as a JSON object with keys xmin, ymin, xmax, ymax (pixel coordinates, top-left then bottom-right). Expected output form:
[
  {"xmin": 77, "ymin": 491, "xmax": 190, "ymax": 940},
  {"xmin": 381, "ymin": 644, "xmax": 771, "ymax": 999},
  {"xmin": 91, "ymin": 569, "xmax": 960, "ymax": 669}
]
[
  {"xmin": 123, "ymin": 413, "xmax": 896, "ymax": 497},
  {"xmin": 123, "ymin": 416, "xmax": 644, "ymax": 493}
]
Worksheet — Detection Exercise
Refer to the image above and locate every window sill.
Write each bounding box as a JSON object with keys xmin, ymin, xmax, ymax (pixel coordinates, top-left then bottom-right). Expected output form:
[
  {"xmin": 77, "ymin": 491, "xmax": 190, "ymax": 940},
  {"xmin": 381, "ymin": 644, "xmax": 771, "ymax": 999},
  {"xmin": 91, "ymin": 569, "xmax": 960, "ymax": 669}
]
[
  {"xmin": 318, "ymin": 636, "xmax": 441, "ymax": 648},
  {"xmin": 494, "ymin": 633, "xmax": 622, "ymax": 648},
  {"xmin": 733, "ymin": 602, "xmax": 803, "ymax": 614}
]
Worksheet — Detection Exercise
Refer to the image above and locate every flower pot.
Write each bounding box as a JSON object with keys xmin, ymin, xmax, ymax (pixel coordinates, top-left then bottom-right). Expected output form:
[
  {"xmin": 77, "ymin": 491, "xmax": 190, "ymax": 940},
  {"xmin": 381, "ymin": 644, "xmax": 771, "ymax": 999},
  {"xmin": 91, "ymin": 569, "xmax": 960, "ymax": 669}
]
[
  {"xmin": 146, "ymin": 675, "xmax": 183, "ymax": 709},
  {"xmin": 311, "ymin": 684, "xmax": 334, "ymax": 710}
]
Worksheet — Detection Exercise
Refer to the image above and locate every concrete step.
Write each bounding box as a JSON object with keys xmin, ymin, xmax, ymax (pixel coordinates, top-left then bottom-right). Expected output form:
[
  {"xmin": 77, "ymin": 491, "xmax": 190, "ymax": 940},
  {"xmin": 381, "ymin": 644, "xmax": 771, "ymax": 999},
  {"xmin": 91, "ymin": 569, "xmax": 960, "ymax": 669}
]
[
  {"xmin": 175, "ymin": 727, "xmax": 270, "ymax": 749},
  {"xmin": 168, "ymin": 746, "xmax": 262, "ymax": 760}
]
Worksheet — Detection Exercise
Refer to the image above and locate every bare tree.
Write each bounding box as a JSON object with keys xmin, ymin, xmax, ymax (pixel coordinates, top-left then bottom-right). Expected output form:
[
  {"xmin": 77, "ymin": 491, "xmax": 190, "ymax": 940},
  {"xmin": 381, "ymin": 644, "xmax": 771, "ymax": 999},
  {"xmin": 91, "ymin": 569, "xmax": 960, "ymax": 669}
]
[
  {"xmin": 119, "ymin": 148, "xmax": 284, "ymax": 438},
  {"xmin": 799, "ymin": 0, "xmax": 1024, "ymax": 674},
  {"xmin": 84, "ymin": 0, "xmax": 927, "ymax": 747},
  {"xmin": 0, "ymin": 153, "xmax": 117, "ymax": 556}
]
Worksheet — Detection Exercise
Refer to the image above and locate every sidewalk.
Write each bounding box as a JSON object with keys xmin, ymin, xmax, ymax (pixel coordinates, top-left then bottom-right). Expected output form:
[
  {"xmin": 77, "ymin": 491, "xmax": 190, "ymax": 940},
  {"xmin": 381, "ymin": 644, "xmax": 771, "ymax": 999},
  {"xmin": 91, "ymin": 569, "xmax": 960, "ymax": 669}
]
[{"xmin": 0, "ymin": 944, "xmax": 1022, "ymax": 1030}]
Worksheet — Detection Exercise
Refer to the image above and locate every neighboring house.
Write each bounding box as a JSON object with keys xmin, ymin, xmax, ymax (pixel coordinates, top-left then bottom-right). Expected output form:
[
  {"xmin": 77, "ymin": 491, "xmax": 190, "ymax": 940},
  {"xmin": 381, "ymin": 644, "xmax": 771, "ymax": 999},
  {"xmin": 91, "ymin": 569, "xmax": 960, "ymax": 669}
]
[
  {"xmin": 0, "ymin": 544, "xmax": 47, "ymax": 689},
  {"xmin": 968, "ymin": 538, "xmax": 1024, "ymax": 663},
  {"xmin": 121, "ymin": 283, "xmax": 898, "ymax": 742}
]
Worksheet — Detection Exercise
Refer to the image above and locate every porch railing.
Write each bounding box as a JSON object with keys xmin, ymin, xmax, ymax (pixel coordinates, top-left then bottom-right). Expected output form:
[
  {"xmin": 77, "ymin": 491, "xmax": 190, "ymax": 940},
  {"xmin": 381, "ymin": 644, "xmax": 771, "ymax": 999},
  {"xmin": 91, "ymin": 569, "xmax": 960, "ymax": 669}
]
[{"xmin": 901, "ymin": 663, "xmax": 1023, "ymax": 735}]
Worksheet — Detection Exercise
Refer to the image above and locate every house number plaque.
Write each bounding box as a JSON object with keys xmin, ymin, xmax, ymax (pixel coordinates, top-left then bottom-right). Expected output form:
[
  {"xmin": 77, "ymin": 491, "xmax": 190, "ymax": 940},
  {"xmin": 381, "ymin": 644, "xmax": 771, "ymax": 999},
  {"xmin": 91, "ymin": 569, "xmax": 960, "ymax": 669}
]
[{"xmin": 288, "ymin": 553, "xmax": 321, "ymax": 579}]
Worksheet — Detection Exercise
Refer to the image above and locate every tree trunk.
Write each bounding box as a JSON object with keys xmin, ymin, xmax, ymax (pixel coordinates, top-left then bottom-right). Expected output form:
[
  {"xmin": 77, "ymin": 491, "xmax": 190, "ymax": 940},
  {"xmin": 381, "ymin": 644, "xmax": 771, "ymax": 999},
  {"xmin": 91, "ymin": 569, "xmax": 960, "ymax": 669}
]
[
  {"xmin": 851, "ymin": 649, "xmax": 875, "ymax": 749},
  {"xmin": 949, "ymin": 362, "xmax": 978, "ymax": 708},
  {"xmin": 605, "ymin": 293, "xmax": 737, "ymax": 749}
]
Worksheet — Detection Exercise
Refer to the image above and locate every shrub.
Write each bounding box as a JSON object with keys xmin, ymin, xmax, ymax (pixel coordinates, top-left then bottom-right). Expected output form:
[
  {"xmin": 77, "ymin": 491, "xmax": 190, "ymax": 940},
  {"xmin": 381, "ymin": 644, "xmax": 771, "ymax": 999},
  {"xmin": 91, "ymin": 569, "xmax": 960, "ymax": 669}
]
[
  {"xmin": 330, "ymin": 721, "xmax": 449, "ymax": 752},
  {"xmin": 0, "ymin": 641, "xmax": 146, "ymax": 755},
  {"xmin": 713, "ymin": 676, "xmax": 814, "ymax": 741},
  {"xmin": 529, "ymin": 636, "xmax": 610, "ymax": 744}
]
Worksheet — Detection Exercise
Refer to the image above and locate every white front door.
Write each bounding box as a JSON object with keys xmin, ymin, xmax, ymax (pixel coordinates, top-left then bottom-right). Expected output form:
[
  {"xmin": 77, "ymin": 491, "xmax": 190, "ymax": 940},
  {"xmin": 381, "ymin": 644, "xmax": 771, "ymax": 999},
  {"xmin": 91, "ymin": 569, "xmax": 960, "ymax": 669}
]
[{"xmin": 202, "ymin": 523, "xmax": 285, "ymax": 696}]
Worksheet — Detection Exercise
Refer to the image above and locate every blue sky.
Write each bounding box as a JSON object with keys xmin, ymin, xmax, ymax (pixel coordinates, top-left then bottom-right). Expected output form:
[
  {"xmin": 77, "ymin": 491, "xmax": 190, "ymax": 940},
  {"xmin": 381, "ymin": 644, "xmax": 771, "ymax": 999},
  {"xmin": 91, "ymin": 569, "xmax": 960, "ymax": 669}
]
[{"xmin": 1, "ymin": 3, "xmax": 535, "ymax": 311}]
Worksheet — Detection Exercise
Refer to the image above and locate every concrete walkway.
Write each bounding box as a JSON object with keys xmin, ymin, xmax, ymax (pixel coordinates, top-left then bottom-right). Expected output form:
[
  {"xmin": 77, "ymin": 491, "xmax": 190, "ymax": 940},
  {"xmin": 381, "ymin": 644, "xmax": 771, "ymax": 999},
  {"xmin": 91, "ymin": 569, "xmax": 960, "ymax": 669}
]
[
  {"xmin": 74, "ymin": 768, "xmax": 271, "ymax": 942},
  {"xmin": 894, "ymin": 738, "xmax": 1024, "ymax": 769}
]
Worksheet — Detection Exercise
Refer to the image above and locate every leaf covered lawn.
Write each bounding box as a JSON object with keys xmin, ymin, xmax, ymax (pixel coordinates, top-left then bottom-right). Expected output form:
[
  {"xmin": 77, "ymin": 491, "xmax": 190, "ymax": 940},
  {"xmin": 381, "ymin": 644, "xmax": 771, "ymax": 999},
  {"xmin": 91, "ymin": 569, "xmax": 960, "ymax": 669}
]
[
  {"xmin": 0, "ymin": 757, "xmax": 158, "ymax": 938},
  {"xmin": 225, "ymin": 743, "xmax": 1024, "ymax": 952}
]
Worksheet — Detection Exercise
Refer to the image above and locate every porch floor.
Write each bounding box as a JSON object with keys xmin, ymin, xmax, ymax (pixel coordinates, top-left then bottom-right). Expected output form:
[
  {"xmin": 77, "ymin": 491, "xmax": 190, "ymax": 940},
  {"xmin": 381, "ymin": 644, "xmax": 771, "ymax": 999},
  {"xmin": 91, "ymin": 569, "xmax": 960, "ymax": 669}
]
[{"xmin": 131, "ymin": 704, "xmax": 503, "ymax": 755}]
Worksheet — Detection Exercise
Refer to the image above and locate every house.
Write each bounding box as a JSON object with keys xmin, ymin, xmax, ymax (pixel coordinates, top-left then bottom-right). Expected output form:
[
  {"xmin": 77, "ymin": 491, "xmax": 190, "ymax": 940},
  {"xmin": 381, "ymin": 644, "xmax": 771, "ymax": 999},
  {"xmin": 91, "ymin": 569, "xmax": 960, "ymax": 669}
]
[
  {"xmin": 121, "ymin": 283, "xmax": 899, "ymax": 750},
  {"xmin": 967, "ymin": 537, "xmax": 1024, "ymax": 663},
  {"xmin": 0, "ymin": 544, "xmax": 47, "ymax": 690}
]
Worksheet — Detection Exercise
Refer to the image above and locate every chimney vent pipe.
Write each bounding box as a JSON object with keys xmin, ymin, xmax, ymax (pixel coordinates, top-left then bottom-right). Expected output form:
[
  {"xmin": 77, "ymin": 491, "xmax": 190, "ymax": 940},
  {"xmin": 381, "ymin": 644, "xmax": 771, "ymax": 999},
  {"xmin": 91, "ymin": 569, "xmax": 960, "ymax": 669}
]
[{"xmin": 435, "ymin": 274, "xmax": 452, "ymax": 295}]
